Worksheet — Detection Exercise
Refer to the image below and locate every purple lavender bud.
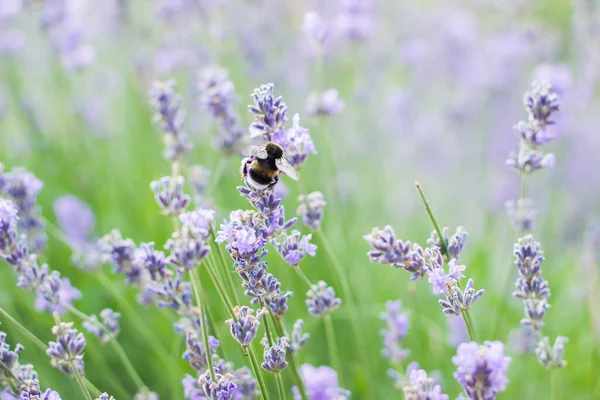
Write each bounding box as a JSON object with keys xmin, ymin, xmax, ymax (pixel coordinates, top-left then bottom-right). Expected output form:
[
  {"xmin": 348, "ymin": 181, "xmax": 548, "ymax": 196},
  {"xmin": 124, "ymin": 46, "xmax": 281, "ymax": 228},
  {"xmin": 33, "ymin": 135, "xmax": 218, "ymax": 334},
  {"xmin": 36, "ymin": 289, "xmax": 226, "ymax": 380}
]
[
  {"xmin": 289, "ymin": 319, "xmax": 310, "ymax": 354},
  {"xmin": 0, "ymin": 330, "xmax": 24, "ymax": 373},
  {"xmin": 514, "ymin": 120, "xmax": 554, "ymax": 148},
  {"xmin": 438, "ymin": 279, "xmax": 484, "ymax": 316},
  {"xmin": 99, "ymin": 230, "xmax": 142, "ymax": 285},
  {"xmin": 148, "ymin": 80, "xmax": 191, "ymax": 161},
  {"xmin": 523, "ymin": 81, "xmax": 560, "ymax": 127},
  {"xmin": 150, "ymin": 176, "xmax": 190, "ymax": 216},
  {"xmin": 535, "ymin": 336, "xmax": 568, "ymax": 369},
  {"xmin": 232, "ymin": 366, "xmax": 258, "ymax": 399},
  {"xmin": 273, "ymin": 230, "xmax": 317, "ymax": 266},
  {"xmin": 83, "ymin": 309, "xmax": 120, "ymax": 344},
  {"xmin": 248, "ymin": 83, "xmax": 288, "ymax": 140},
  {"xmin": 264, "ymin": 285, "xmax": 293, "ymax": 317},
  {"xmin": 295, "ymin": 364, "xmax": 350, "ymax": 399},
  {"xmin": 513, "ymin": 235, "xmax": 550, "ymax": 330},
  {"xmin": 183, "ymin": 328, "xmax": 220, "ymax": 372},
  {"xmin": 427, "ymin": 226, "xmax": 468, "ymax": 260},
  {"xmin": 305, "ymin": 89, "xmax": 345, "ymax": 117},
  {"xmin": 47, "ymin": 322, "xmax": 86, "ymax": 377},
  {"xmin": 507, "ymin": 326, "xmax": 538, "ymax": 354},
  {"xmin": 272, "ymin": 114, "xmax": 316, "ymax": 170},
  {"xmin": 261, "ymin": 337, "xmax": 289, "ymax": 373},
  {"xmin": 226, "ymin": 306, "xmax": 266, "ymax": 348},
  {"xmin": 149, "ymin": 268, "xmax": 193, "ymax": 311},
  {"xmin": 335, "ymin": 0, "xmax": 373, "ymax": 41},
  {"xmin": 380, "ymin": 300, "xmax": 410, "ymax": 363},
  {"xmin": 35, "ymin": 272, "xmax": 82, "ymax": 315},
  {"xmin": 18, "ymin": 380, "xmax": 62, "ymax": 400},
  {"xmin": 305, "ymin": 281, "xmax": 341, "ymax": 316},
  {"xmin": 237, "ymin": 187, "xmax": 296, "ymax": 236},
  {"xmin": 297, "ymin": 192, "xmax": 326, "ymax": 230},
  {"xmin": 302, "ymin": 11, "xmax": 329, "ymax": 45},
  {"xmin": 135, "ymin": 242, "xmax": 168, "ymax": 281},
  {"xmin": 0, "ymin": 198, "xmax": 19, "ymax": 254},
  {"xmin": 197, "ymin": 66, "xmax": 245, "ymax": 154},
  {"xmin": 505, "ymin": 198, "xmax": 536, "ymax": 232},
  {"xmin": 166, "ymin": 209, "xmax": 214, "ymax": 269},
  {"xmin": 53, "ymin": 195, "xmax": 95, "ymax": 250},
  {"xmin": 199, "ymin": 369, "xmax": 238, "ymax": 400},
  {"xmin": 403, "ymin": 369, "xmax": 449, "ymax": 400},
  {"xmin": 452, "ymin": 341, "xmax": 511, "ymax": 400},
  {"xmin": 364, "ymin": 225, "xmax": 413, "ymax": 266},
  {"xmin": 506, "ymin": 147, "xmax": 555, "ymax": 173},
  {"xmin": 447, "ymin": 314, "xmax": 468, "ymax": 346}
]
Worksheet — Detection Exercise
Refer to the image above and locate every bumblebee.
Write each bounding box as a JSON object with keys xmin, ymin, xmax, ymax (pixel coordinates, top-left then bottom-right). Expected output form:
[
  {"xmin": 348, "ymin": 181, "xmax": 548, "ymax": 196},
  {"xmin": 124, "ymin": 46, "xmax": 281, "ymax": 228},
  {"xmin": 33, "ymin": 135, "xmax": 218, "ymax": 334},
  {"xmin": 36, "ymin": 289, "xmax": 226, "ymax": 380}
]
[{"xmin": 240, "ymin": 142, "xmax": 299, "ymax": 191}]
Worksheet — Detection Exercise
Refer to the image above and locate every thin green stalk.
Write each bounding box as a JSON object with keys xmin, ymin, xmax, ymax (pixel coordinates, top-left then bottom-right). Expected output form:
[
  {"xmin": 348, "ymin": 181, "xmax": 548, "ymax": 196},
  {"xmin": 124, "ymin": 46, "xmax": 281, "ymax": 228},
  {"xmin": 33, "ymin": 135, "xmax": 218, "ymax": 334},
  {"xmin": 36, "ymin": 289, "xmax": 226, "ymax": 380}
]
[
  {"xmin": 323, "ymin": 314, "xmax": 342, "ymax": 377},
  {"xmin": 189, "ymin": 267, "xmax": 216, "ymax": 383},
  {"xmin": 210, "ymin": 226, "xmax": 240, "ymax": 304},
  {"xmin": 259, "ymin": 299, "xmax": 275, "ymax": 347},
  {"xmin": 205, "ymin": 257, "xmax": 236, "ymax": 318},
  {"xmin": 275, "ymin": 373, "xmax": 288, "ymax": 400},
  {"xmin": 65, "ymin": 305, "xmax": 146, "ymax": 391},
  {"xmin": 0, "ymin": 360, "xmax": 20, "ymax": 393},
  {"xmin": 270, "ymin": 314, "xmax": 308, "ymax": 400},
  {"xmin": 551, "ymin": 368, "xmax": 557, "ymax": 400},
  {"xmin": 52, "ymin": 313, "xmax": 94, "ymax": 400},
  {"xmin": 0, "ymin": 307, "xmax": 47, "ymax": 351},
  {"xmin": 248, "ymin": 345, "xmax": 270, "ymax": 400},
  {"xmin": 461, "ymin": 311, "xmax": 476, "ymax": 342},
  {"xmin": 293, "ymin": 265, "xmax": 313, "ymax": 289},
  {"xmin": 316, "ymin": 227, "xmax": 371, "ymax": 382},
  {"xmin": 415, "ymin": 181, "xmax": 449, "ymax": 257}
]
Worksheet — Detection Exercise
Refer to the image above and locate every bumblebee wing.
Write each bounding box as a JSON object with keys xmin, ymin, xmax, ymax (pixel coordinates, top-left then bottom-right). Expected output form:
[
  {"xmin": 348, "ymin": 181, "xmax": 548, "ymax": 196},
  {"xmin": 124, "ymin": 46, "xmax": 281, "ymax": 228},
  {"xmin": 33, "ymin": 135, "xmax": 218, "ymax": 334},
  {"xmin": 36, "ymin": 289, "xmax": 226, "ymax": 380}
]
[
  {"xmin": 243, "ymin": 145, "xmax": 269, "ymax": 159},
  {"xmin": 276, "ymin": 158, "xmax": 299, "ymax": 180}
]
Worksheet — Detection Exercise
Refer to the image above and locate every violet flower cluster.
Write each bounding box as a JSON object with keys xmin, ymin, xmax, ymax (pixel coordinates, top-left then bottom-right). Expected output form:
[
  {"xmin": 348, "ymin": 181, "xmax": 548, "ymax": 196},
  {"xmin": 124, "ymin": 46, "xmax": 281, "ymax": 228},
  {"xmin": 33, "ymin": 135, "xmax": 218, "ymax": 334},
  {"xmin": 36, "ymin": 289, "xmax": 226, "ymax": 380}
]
[
  {"xmin": 82, "ymin": 308, "xmax": 121, "ymax": 344},
  {"xmin": 46, "ymin": 322, "xmax": 86, "ymax": 377},
  {"xmin": 380, "ymin": 300, "xmax": 410, "ymax": 363},
  {"xmin": 402, "ymin": 368, "xmax": 448, "ymax": 400},
  {"xmin": 452, "ymin": 341, "xmax": 512, "ymax": 400},
  {"xmin": 305, "ymin": 89, "xmax": 345, "ymax": 118},
  {"xmin": 294, "ymin": 364, "xmax": 350, "ymax": 399},
  {"xmin": 197, "ymin": 66, "xmax": 246, "ymax": 154},
  {"xmin": 297, "ymin": 191, "xmax": 327, "ymax": 230}
]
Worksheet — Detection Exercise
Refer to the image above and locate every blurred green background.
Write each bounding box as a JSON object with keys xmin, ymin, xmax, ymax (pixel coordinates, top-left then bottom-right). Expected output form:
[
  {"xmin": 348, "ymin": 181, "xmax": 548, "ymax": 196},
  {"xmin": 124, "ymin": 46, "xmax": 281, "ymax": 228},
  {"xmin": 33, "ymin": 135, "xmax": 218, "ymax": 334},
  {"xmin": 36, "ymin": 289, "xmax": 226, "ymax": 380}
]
[{"xmin": 1, "ymin": 0, "xmax": 598, "ymax": 399}]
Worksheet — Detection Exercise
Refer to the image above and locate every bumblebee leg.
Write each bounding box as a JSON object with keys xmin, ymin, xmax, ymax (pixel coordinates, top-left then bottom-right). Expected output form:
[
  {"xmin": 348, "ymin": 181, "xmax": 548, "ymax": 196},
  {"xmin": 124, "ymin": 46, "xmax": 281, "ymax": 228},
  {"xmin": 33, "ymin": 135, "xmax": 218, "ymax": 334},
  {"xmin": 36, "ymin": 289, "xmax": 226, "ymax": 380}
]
[{"xmin": 268, "ymin": 173, "xmax": 279, "ymax": 188}]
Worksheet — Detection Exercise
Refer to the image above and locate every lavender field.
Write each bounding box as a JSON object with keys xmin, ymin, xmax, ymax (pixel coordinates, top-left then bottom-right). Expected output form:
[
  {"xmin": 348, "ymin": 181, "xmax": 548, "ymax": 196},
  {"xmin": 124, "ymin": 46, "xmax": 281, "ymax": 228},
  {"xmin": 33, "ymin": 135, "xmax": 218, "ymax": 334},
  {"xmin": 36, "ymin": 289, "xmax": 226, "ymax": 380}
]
[{"xmin": 0, "ymin": 0, "xmax": 598, "ymax": 399}]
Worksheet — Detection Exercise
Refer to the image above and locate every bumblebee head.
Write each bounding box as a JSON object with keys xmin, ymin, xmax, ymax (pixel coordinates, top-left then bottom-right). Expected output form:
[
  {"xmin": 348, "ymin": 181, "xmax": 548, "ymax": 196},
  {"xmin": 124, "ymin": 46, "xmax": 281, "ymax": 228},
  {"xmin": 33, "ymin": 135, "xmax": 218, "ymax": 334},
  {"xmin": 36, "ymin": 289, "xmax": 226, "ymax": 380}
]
[{"xmin": 265, "ymin": 142, "xmax": 284, "ymax": 159}]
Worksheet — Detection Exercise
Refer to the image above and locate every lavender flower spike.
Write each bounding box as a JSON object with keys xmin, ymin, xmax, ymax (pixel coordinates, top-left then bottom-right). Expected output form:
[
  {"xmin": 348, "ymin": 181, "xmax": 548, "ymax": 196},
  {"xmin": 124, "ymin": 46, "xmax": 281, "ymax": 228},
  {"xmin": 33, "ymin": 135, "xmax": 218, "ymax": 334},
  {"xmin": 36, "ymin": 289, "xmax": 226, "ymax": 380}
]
[
  {"xmin": 148, "ymin": 80, "xmax": 191, "ymax": 161},
  {"xmin": 305, "ymin": 89, "xmax": 345, "ymax": 118},
  {"xmin": 523, "ymin": 81, "xmax": 560, "ymax": 128},
  {"xmin": 273, "ymin": 230, "xmax": 317, "ymax": 266},
  {"xmin": 294, "ymin": 364, "xmax": 350, "ymax": 399},
  {"xmin": 302, "ymin": 11, "xmax": 329, "ymax": 46},
  {"xmin": 403, "ymin": 369, "xmax": 449, "ymax": 400},
  {"xmin": 297, "ymin": 191, "xmax": 326, "ymax": 230},
  {"xmin": 427, "ymin": 226, "xmax": 468, "ymax": 260},
  {"xmin": 167, "ymin": 209, "xmax": 215, "ymax": 269},
  {"xmin": 289, "ymin": 319, "xmax": 310, "ymax": 354},
  {"xmin": 248, "ymin": 83, "xmax": 288, "ymax": 140},
  {"xmin": 305, "ymin": 281, "xmax": 341, "ymax": 316},
  {"xmin": 380, "ymin": 300, "xmax": 410, "ymax": 363},
  {"xmin": 261, "ymin": 337, "xmax": 289, "ymax": 373},
  {"xmin": 18, "ymin": 379, "xmax": 62, "ymax": 400},
  {"xmin": 199, "ymin": 368, "xmax": 238, "ymax": 400},
  {"xmin": 150, "ymin": 175, "xmax": 191, "ymax": 216},
  {"xmin": 47, "ymin": 322, "xmax": 86, "ymax": 377},
  {"xmin": 535, "ymin": 336, "xmax": 568, "ymax": 369},
  {"xmin": 226, "ymin": 306, "xmax": 266, "ymax": 349},
  {"xmin": 53, "ymin": 195, "xmax": 95, "ymax": 250},
  {"xmin": 452, "ymin": 341, "xmax": 511, "ymax": 400},
  {"xmin": 183, "ymin": 327, "xmax": 220, "ymax": 372}
]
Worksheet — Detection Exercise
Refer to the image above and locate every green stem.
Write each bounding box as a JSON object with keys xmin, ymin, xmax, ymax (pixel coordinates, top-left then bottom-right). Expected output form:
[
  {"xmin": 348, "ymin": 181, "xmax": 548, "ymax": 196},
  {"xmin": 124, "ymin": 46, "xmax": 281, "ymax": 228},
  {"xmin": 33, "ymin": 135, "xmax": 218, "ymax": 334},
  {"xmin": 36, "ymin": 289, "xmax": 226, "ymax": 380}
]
[
  {"xmin": 189, "ymin": 267, "xmax": 216, "ymax": 383},
  {"xmin": 205, "ymin": 257, "xmax": 236, "ymax": 318},
  {"xmin": 210, "ymin": 226, "xmax": 240, "ymax": 305},
  {"xmin": 0, "ymin": 360, "xmax": 20, "ymax": 393},
  {"xmin": 259, "ymin": 299, "xmax": 275, "ymax": 348},
  {"xmin": 52, "ymin": 313, "xmax": 94, "ymax": 400},
  {"xmin": 415, "ymin": 181, "xmax": 449, "ymax": 257},
  {"xmin": 65, "ymin": 305, "xmax": 146, "ymax": 391},
  {"xmin": 248, "ymin": 345, "xmax": 270, "ymax": 400},
  {"xmin": 0, "ymin": 307, "xmax": 47, "ymax": 351},
  {"xmin": 461, "ymin": 310, "xmax": 476, "ymax": 342},
  {"xmin": 275, "ymin": 373, "xmax": 287, "ymax": 400},
  {"xmin": 551, "ymin": 368, "xmax": 557, "ymax": 400},
  {"xmin": 271, "ymin": 315, "xmax": 308, "ymax": 400},
  {"xmin": 293, "ymin": 265, "xmax": 313, "ymax": 289},
  {"xmin": 323, "ymin": 314, "xmax": 342, "ymax": 377}
]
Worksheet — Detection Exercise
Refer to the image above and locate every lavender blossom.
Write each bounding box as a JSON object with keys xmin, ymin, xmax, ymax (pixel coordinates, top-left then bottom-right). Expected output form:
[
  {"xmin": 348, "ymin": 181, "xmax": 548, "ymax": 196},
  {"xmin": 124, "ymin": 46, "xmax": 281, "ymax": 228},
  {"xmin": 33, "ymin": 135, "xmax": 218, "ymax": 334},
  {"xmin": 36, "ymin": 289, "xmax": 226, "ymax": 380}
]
[
  {"xmin": 53, "ymin": 195, "xmax": 95, "ymax": 250},
  {"xmin": 166, "ymin": 209, "xmax": 214, "ymax": 269},
  {"xmin": 380, "ymin": 300, "xmax": 410, "ymax": 363},
  {"xmin": 364, "ymin": 226, "xmax": 413, "ymax": 266},
  {"xmin": 0, "ymin": 329, "xmax": 30, "ymax": 387},
  {"xmin": 447, "ymin": 314, "xmax": 468, "ymax": 346},
  {"xmin": 305, "ymin": 89, "xmax": 345, "ymax": 117},
  {"xmin": 232, "ymin": 366, "xmax": 258, "ymax": 399},
  {"xmin": 506, "ymin": 147, "xmax": 555, "ymax": 173},
  {"xmin": 297, "ymin": 191, "xmax": 326, "ymax": 230},
  {"xmin": 135, "ymin": 242, "xmax": 168, "ymax": 281},
  {"xmin": 183, "ymin": 328, "xmax": 220, "ymax": 371},
  {"xmin": 0, "ymin": 197, "xmax": 18, "ymax": 254},
  {"xmin": 226, "ymin": 306, "xmax": 266, "ymax": 349},
  {"xmin": 272, "ymin": 114, "xmax": 316, "ymax": 170},
  {"xmin": 149, "ymin": 80, "xmax": 191, "ymax": 161},
  {"xmin": 35, "ymin": 272, "xmax": 82, "ymax": 315},
  {"xmin": 427, "ymin": 226, "xmax": 468, "ymax": 260},
  {"xmin": 403, "ymin": 369, "xmax": 449, "ymax": 400},
  {"xmin": 507, "ymin": 325, "xmax": 538, "ymax": 354},
  {"xmin": 197, "ymin": 66, "xmax": 245, "ymax": 154},
  {"xmin": 512, "ymin": 235, "xmax": 550, "ymax": 330},
  {"xmin": 248, "ymin": 83, "xmax": 288, "ymax": 140},
  {"xmin": 47, "ymin": 322, "xmax": 86, "ymax": 377},
  {"xmin": 306, "ymin": 281, "xmax": 341, "ymax": 316},
  {"xmin": 148, "ymin": 268, "xmax": 193, "ymax": 311},
  {"xmin": 150, "ymin": 176, "xmax": 191, "ymax": 216},
  {"xmin": 424, "ymin": 247, "xmax": 466, "ymax": 295},
  {"xmin": 302, "ymin": 11, "xmax": 329, "ymax": 46},
  {"xmin": 82, "ymin": 309, "xmax": 120, "ymax": 344},
  {"xmin": 272, "ymin": 230, "xmax": 317, "ymax": 266},
  {"xmin": 261, "ymin": 337, "xmax": 289, "ymax": 373},
  {"xmin": 437, "ymin": 278, "xmax": 484, "ymax": 316},
  {"xmin": 452, "ymin": 341, "xmax": 511, "ymax": 400},
  {"xmin": 523, "ymin": 81, "xmax": 560, "ymax": 127},
  {"xmin": 237, "ymin": 187, "xmax": 297, "ymax": 237},
  {"xmin": 294, "ymin": 364, "xmax": 350, "ymax": 399},
  {"xmin": 289, "ymin": 319, "xmax": 310, "ymax": 354},
  {"xmin": 199, "ymin": 369, "xmax": 238, "ymax": 400},
  {"xmin": 335, "ymin": 0, "xmax": 373, "ymax": 41},
  {"xmin": 17, "ymin": 379, "xmax": 62, "ymax": 400},
  {"xmin": 95, "ymin": 394, "xmax": 115, "ymax": 400},
  {"xmin": 535, "ymin": 336, "xmax": 568, "ymax": 369},
  {"xmin": 505, "ymin": 198, "xmax": 536, "ymax": 232},
  {"xmin": 99, "ymin": 230, "xmax": 142, "ymax": 284}
]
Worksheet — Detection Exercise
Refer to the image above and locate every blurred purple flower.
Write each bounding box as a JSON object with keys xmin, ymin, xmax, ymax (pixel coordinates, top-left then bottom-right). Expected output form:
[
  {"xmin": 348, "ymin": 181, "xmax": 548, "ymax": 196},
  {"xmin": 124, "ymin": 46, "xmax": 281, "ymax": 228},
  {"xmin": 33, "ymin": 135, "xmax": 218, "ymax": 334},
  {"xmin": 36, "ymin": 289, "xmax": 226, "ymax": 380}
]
[
  {"xmin": 35, "ymin": 273, "xmax": 82, "ymax": 315},
  {"xmin": 302, "ymin": 11, "xmax": 329, "ymax": 47},
  {"xmin": 532, "ymin": 64, "xmax": 573, "ymax": 96},
  {"xmin": 294, "ymin": 364, "xmax": 350, "ymax": 399},
  {"xmin": 403, "ymin": 368, "xmax": 448, "ymax": 400},
  {"xmin": 452, "ymin": 341, "xmax": 511, "ymax": 400},
  {"xmin": 53, "ymin": 195, "xmax": 95, "ymax": 250},
  {"xmin": 273, "ymin": 230, "xmax": 317, "ymax": 266},
  {"xmin": 182, "ymin": 374, "xmax": 204, "ymax": 400},
  {"xmin": 305, "ymin": 89, "xmax": 345, "ymax": 117},
  {"xmin": 306, "ymin": 281, "xmax": 341, "ymax": 316},
  {"xmin": 447, "ymin": 314, "xmax": 468, "ymax": 346},
  {"xmin": 380, "ymin": 300, "xmax": 410, "ymax": 363},
  {"xmin": 297, "ymin": 191, "xmax": 326, "ymax": 230},
  {"xmin": 536, "ymin": 336, "xmax": 568, "ymax": 369},
  {"xmin": 507, "ymin": 325, "xmax": 537, "ymax": 354},
  {"xmin": 289, "ymin": 319, "xmax": 310, "ymax": 354},
  {"xmin": 335, "ymin": 0, "xmax": 373, "ymax": 41}
]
